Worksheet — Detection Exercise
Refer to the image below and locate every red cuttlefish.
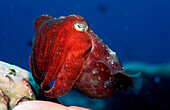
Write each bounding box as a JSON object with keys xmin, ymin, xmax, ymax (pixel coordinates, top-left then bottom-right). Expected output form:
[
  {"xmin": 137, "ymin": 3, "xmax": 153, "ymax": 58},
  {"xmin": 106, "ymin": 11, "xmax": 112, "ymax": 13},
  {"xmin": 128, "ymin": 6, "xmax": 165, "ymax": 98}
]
[{"xmin": 29, "ymin": 15, "xmax": 142, "ymax": 98}]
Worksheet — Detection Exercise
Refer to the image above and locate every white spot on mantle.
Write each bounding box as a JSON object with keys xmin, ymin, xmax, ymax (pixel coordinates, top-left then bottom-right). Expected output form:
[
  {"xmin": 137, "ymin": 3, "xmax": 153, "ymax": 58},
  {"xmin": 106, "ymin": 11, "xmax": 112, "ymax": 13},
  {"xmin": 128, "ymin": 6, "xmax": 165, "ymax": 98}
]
[
  {"xmin": 98, "ymin": 76, "xmax": 101, "ymax": 80},
  {"xmin": 101, "ymin": 68, "xmax": 104, "ymax": 71},
  {"xmin": 92, "ymin": 68, "xmax": 98, "ymax": 74}
]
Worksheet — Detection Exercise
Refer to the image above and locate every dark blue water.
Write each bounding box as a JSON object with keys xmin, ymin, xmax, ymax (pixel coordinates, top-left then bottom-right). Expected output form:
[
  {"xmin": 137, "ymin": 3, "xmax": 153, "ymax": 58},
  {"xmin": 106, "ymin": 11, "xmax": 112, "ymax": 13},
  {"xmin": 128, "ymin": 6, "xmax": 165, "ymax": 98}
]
[
  {"xmin": 0, "ymin": 0, "xmax": 170, "ymax": 70},
  {"xmin": 0, "ymin": 0, "xmax": 170, "ymax": 109}
]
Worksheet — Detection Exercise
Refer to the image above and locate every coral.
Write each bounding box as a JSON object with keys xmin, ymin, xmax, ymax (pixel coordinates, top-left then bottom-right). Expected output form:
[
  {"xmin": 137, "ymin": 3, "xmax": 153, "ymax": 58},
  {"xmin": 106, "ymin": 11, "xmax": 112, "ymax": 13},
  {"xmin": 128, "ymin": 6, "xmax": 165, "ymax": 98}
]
[
  {"xmin": 123, "ymin": 62, "xmax": 170, "ymax": 75},
  {"xmin": 0, "ymin": 61, "xmax": 36, "ymax": 110},
  {"xmin": 13, "ymin": 100, "xmax": 90, "ymax": 110},
  {"xmin": 0, "ymin": 61, "xmax": 90, "ymax": 110},
  {"xmin": 2, "ymin": 60, "xmax": 169, "ymax": 109},
  {"xmin": 58, "ymin": 89, "xmax": 106, "ymax": 110}
]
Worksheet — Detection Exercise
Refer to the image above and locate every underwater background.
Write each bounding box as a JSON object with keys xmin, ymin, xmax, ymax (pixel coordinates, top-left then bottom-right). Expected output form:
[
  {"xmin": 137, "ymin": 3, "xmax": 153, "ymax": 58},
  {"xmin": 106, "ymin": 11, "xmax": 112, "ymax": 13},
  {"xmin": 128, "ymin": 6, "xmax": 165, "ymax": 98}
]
[{"xmin": 0, "ymin": 0, "xmax": 170, "ymax": 110}]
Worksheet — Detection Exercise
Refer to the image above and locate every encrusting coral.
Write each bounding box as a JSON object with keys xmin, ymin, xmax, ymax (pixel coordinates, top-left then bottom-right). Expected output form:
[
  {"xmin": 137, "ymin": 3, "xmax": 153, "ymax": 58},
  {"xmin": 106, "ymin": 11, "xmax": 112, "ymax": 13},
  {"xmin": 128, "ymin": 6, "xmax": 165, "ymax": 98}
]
[{"xmin": 0, "ymin": 61, "xmax": 36, "ymax": 110}]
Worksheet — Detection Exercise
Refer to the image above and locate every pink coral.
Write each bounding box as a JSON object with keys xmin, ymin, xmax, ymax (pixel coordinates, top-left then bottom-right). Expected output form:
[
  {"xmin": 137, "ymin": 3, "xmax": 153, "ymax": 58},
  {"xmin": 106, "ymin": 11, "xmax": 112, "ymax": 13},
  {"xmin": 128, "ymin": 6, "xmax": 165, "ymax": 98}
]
[{"xmin": 13, "ymin": 101, "xmax": 90, "ymax": 110}]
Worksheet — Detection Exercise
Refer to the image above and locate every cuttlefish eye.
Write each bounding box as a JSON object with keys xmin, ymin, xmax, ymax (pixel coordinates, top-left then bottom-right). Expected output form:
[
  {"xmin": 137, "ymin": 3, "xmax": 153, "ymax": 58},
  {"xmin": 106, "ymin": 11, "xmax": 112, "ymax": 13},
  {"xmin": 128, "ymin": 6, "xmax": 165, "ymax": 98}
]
[{"xmin": 74, "ymin": 22, "xmax": 88, "ymax": 31}]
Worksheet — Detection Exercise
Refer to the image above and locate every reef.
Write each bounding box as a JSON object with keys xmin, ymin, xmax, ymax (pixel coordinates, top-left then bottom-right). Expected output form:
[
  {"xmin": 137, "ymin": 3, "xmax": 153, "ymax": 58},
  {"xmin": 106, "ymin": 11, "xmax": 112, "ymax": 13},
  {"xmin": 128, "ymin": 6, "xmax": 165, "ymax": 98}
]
[
  {"xmin": 0, "ymin": 61, "xmax": 170, "ymax": 110},
  {"xmin": 0, "ymin": 61, "xmax": 36, "ymax": 110},
  {"xmin": 0, "ymin": 61, "xmax": 89, "ymax": 110}
]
